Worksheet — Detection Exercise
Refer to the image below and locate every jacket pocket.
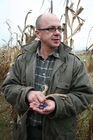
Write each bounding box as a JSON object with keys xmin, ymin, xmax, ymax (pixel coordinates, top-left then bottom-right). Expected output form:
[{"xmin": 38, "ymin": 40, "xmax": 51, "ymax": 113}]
[{"xmin": 55, "ymin": 81, "xmax": 70, "ymax": 93}]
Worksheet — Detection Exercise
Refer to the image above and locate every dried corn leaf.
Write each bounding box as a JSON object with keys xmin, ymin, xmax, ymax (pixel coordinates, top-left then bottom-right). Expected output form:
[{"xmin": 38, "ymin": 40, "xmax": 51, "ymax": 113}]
[
  {"xmin": 17, "ymin": 40, "xmax": 22, "ymax": 46},
  {"xmin": 70, "ymin": 38, "xmax": 74, "ymax": 47},
  {"xmin": 73, "ymin": 14, "xmax": 85, "ymax": 23},
  {"xmin": 77, "ymin": 16, "xmax": 81, "ymax": 24},
  {"xmin": 6, "ymin": 21, "xmax": 11, "ymax": 30},
  {"xmin": 67, "ymin": 7, "xmax": 75, "ymax": 15},
  {"xmin": 30, "ymin": 25, "xmax": 35, "ymax": 31},
  {"xmin": 23, "ymin": 25, "xmax": 35, "ymax": 33},
  {"xmin": 24, "ymin": 33, "xmax": 36, "ymax": 44},
  {"xmin": 20, "ymin": 25, "xmax": 35, "ymax": 44},
  {"xmin": 24, "ymin": 10, "xmax": 32, "ymax": 27},
  {"xmin": 6, "ymin": 21, "xmax": 12, "ymax": 35},
  {"xmin": 76, "ymin": 7, "xmax": 84, "ymax": 16},
  {"xmin": 72, "ymin": 15, "xmax": 84, "ymax": 29},
  {"xmin": 18, "ymin": 25, "xmax": 23, "ymax": 34},
  {"xmin": 87, "ymin": 44, "xmax": 93, "ymax": 51},
  {"xmin": 60, "ymin": 14, "xmax": 64, "ymax": 22},
  {"xmin": 71, "ymin": 17, "xmax": 75, "ymax": 28},
  {"xmin": 77, "ymin": 0, "xmax": 81, "ymax": 10},
  {"xmin": 72, "ymin": 23, "xmax": 83, "ymax": 35},
  {"xmin": 24, "ymin": 33, "xmax": 31, "ymax": 44},
  {"xmin": 2, "ymin": 39, "xmax": 7, "ymax": 44},
  {"xmin": 65, "ymin": 23, "xmax": 83, "ymax": 41},
  {"xmin": 67, "ymin": 14, "xmax": 72, "ymax": 30},
  {"xmin": 39, "ymin": 0, "xmax": 45, "ymax": 10},
  {"xmin": 70, "ymin": 2, "xmax": 74, "ymax": 9}
]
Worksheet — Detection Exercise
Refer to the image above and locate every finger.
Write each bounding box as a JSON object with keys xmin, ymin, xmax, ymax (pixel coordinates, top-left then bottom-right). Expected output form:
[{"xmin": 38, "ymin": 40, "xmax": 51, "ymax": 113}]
[
  {"xmin": 30, "ymin": 102, "xmax": 39, "ymax": 109},
  {"xmin": 37, "ymin": 93, "xmax": 46, "ymax": 103}
]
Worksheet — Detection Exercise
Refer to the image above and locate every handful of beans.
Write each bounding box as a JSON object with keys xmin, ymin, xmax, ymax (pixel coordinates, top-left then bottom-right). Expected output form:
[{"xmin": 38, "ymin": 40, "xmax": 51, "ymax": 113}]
[{"xmin": 38, "ymin": 102, "xmax": 48, "ymax": 109}]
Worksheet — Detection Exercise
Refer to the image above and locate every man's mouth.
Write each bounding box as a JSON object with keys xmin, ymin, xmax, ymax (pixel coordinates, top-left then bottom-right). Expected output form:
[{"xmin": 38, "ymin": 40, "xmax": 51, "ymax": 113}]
[
  {"xmin": 52, "ymin": 39, "xmax": 60, "ymax": 42},
  {"xmin": 52, "ymin": 38, "xmax": 60, "ymax": 41}
]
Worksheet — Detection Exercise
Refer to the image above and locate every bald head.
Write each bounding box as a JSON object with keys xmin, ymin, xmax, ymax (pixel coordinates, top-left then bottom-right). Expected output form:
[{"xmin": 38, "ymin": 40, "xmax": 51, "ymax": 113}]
[{"xmin": 35, "ymin": 13, "xmax": 60, "ymax": 29}]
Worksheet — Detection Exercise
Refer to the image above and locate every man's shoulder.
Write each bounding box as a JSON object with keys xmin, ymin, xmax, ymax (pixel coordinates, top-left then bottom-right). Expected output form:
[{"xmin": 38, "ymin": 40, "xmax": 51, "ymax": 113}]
[
  {"xmin": 15, "ymin": 40, "xmax": 40, "ymax": 60},
  {"xmin": 16, "ymin": 53, "xmax": 23, "ymax": 59},
  {"xmin": 21, "ymin": 40, "xmax": 40, "ymax": 53},
  {"xmin": 13, "ymin": 52, "xmax": 27, "ymax": 64},
  {"xmin": 68, "ymin": 52, "xmax": 84, "ymax": 68},
  {"xmin": 69, "ymin": 52, "xmax": 81, "ymax": 61}
]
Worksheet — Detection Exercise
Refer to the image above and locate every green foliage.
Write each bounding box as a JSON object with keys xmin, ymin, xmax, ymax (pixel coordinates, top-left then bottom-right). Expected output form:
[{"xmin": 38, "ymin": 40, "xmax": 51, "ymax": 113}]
[{"xmin": 0, "ymin": 116, "xmax": 9, "ymax": 127}]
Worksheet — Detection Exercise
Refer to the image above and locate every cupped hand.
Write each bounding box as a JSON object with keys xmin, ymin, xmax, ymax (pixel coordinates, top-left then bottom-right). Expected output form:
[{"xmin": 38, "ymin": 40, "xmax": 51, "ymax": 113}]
[{"xmin": 29, "ymin": 99, "xmax": 56, "ymax": 115}]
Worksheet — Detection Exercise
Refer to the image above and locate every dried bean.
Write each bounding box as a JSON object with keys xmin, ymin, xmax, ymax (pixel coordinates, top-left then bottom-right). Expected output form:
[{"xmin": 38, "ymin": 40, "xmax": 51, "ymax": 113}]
[{"xmin": 38, "ymin": 102, "xmax": 48, "ymax": 109}]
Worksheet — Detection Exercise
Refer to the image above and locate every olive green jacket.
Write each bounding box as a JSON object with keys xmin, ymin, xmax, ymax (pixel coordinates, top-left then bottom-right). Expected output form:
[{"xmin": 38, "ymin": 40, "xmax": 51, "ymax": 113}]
[{"xmin": 1, "ymin": 40, "xmax": 93, "ymax": 140}]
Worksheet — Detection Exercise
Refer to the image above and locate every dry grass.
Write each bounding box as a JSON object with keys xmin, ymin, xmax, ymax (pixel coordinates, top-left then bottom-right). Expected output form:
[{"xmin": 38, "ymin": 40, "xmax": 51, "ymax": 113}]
[
  {"xmin": 76, "ymin": 51, "xmax": 93, "ymax": 140},
  {"xmin": 0, "ymin": 46, "xmax": 21, "ymax": 86}
]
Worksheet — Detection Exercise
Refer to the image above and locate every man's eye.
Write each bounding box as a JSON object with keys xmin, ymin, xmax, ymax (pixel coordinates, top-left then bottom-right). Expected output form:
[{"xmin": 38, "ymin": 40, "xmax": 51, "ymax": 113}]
[
  {"xmin": 48, "ymin": 28, "xmax": 55, "ymax": 31},
  {"xmin": 58, "ymin": 27, "xmax": 62, "ymax": 30}
]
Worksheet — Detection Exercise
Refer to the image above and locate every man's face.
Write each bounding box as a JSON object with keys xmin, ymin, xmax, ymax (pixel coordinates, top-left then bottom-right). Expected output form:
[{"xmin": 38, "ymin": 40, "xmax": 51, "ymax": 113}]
[{"xmin": 35, "ymin": 15, "xmax": 62, "ymax": 49}]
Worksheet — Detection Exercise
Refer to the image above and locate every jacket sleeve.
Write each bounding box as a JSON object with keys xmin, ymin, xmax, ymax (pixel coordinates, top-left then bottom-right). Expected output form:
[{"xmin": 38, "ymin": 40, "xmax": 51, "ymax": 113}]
[
  {"xmin": 49, "ymin": 56, "xmax": 93, "ymax": 119},
  {"xmin": 1, "ymin": 56, "xmax": 34, "ymax": 113}
]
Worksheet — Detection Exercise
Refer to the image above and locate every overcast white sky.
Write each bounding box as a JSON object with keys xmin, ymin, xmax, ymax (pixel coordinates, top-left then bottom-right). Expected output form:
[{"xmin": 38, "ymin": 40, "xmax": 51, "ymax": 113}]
[{"xmin": 0, "ymin": 0, "xmax": 93, "ymax": 50}]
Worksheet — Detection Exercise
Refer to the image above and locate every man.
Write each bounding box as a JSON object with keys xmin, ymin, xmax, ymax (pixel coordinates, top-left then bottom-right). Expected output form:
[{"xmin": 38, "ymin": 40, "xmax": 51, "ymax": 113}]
[{"xmin": 1, "ymin": 13, "xmax": 93, "ymax": 140}]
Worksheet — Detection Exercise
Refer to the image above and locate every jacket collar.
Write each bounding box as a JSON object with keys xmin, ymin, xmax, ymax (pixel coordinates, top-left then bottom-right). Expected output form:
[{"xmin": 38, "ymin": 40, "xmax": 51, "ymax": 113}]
[
  {"xmin": 21, "ymin": 40, "xmax": 72, "ymax": 59},
  {"xmin": 59, "ymin": 42, "xmax": 72, "ymax": 60},
  {"xmin": 21, "ymin": 40, "xmax": 39, "ymax": 54}
]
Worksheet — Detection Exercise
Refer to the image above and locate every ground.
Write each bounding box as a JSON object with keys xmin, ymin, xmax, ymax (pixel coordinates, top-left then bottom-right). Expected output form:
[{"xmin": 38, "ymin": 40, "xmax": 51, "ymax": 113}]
[{"xmin": 0, "ymin": 92, "xmax": 13, "ymax": 140}]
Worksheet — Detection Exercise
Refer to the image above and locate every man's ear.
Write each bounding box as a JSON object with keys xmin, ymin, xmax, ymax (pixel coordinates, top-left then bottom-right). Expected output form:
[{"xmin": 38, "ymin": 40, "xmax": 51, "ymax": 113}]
[{"xmin": 35, "ymin": 30, "xmax": 40, "ymax": 39}]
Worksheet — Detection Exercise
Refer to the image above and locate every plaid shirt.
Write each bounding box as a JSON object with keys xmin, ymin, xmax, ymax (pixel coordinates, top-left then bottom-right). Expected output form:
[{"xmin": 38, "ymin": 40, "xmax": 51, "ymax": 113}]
[{"xmin": 28, "ymin": 47, "xmax": 59, "ymax": 126}]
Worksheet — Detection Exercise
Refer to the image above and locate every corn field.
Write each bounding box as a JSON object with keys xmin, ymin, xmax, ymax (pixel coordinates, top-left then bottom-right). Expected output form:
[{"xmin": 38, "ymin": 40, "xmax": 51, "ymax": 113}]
[{"xmin": 0, "ymin": 0, "xmax": 93, "ymax": 139}]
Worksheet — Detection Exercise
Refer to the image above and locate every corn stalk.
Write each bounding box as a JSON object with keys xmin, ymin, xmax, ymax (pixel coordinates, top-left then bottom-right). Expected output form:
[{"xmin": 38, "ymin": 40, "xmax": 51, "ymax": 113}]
[
  {"xmin": 63, "ymin": 0, "xmax": 69, "ymax": 45},
  {"xmin": 62, "ymin": 0, "xmax": 85, "ymax": 47},
  {"xmin": 50, "ymin": 0, "xmax": 53, "ymax": 13},
  {"xmin": 18, "ymin": 10, "xmax": 36, "ymax": 46},
  {"xmin": 86, "ymin": 26, "xmax": 93, "ymax": 50}
]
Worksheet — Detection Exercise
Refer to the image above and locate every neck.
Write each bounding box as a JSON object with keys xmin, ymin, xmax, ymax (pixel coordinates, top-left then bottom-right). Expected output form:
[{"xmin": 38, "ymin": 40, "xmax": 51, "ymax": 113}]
[{"xmin": 40, "ymin": 46, "xmax": 56, "ymax": 60}]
